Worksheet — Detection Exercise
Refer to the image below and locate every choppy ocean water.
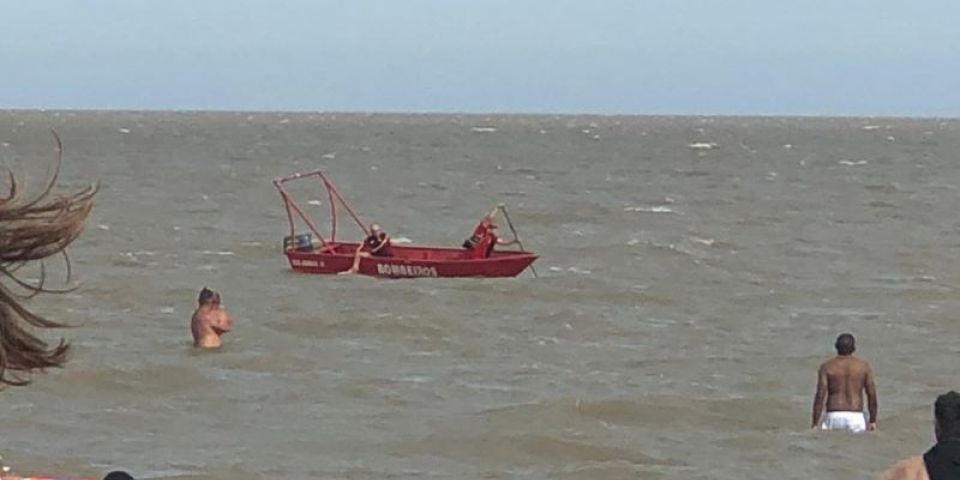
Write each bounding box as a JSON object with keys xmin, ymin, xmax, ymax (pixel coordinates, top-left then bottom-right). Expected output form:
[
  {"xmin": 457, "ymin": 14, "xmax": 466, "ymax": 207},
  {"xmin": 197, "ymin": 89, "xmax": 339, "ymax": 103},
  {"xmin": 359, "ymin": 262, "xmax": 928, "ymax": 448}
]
[{"xmin": 1, "ymin": 111, "xmax": 958, "ymax": 479}]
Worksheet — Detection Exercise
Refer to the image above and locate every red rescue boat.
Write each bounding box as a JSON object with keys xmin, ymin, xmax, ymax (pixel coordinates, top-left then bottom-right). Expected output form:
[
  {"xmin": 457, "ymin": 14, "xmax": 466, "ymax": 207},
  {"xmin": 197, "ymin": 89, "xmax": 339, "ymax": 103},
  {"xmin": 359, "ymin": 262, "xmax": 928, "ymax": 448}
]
[{"xmin": 273, "ymin": 170, "xmax": 538, "ymax": 278}]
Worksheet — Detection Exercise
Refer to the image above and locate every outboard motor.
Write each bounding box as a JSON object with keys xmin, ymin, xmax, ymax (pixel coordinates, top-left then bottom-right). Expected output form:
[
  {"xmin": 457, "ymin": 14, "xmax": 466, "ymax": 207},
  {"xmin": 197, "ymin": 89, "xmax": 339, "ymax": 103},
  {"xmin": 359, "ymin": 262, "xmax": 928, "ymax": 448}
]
[{"xmin": 283, "ymin": 233, "xmax": 315, "ymax": 252}]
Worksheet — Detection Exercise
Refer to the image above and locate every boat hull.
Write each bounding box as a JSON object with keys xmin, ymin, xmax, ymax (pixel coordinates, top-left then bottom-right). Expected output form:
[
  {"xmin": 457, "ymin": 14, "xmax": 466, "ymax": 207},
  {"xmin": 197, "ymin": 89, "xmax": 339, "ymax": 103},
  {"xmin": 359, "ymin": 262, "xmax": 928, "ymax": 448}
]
[{"xmin": 285, "ymin": 243, "xmax": 537, "ymax": 278}]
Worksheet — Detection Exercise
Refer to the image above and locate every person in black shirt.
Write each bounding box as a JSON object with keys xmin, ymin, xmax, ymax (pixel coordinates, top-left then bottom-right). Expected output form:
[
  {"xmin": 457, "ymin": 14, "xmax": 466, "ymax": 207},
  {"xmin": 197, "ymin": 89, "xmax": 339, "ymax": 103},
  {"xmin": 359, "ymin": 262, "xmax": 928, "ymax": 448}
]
[
  {"xmin": 364, "ymin": 223, "xmax": 393, "ymax": 257},
  {"xmin": 342, "ymin": 223, "xmax": 392, "ymax": 274},
  {"xmin": 881, "ymin": 391, "xmax": 960, "ymax": 480}
]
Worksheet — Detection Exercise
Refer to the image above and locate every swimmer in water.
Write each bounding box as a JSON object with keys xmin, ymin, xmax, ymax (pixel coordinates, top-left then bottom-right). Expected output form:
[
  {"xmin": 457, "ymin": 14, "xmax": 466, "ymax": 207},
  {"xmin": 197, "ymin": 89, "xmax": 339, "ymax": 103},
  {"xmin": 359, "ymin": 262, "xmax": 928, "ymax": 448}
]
[
  {"xmin": 811, "ymin": 333, "xmax": 878, "ymax": 433},
  {"xmin": 190, "ymin": 287, "xmax": 233, "ymax": 348}
]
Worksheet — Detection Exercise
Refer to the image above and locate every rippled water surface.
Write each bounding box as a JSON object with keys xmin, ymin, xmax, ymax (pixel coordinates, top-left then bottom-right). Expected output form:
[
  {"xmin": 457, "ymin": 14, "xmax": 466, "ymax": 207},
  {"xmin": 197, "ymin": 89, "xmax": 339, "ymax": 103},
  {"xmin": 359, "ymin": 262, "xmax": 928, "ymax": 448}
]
[{"xmin": 1, "ymin": 112, "xmax": 959, "ymax": 479}]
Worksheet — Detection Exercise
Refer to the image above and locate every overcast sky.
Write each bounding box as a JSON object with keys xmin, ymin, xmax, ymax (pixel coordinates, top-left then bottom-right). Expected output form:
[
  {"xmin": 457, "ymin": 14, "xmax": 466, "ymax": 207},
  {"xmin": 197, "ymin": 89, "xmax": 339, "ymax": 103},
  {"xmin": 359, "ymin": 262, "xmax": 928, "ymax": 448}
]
[{"xmin": 1, "ymin": 1, "xmax": 957, "ymax": 116}]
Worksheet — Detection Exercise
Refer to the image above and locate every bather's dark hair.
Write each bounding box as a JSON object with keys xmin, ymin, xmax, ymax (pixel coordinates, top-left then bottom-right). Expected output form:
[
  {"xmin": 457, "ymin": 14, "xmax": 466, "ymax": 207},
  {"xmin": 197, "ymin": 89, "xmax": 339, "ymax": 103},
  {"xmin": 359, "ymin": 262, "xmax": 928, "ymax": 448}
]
[
  {"xmin": 103, "ymin": 471, "xmax": 135, "ymax": 480},
  {"xmin": 834, "ymin": 333, "xmax": 855, "ymax": 356},
  {"xmin": 198, "ymin": 287, "xmax": 216, "ymax": 304},
  {"xmin": 0, "ymin": 132, "xmax": 97, "ymax": 387},
  {"xmin": 935, "ymin": 391, "xmax": 960, "ymax": 441}
]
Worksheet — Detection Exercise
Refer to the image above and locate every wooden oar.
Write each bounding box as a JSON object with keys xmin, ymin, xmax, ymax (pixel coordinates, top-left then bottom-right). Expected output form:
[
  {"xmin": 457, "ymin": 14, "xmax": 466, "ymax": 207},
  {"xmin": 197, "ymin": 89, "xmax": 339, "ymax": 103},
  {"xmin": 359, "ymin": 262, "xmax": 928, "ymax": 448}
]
[{"xmin": 498, "ymin": 204, "xmax": 538, "ymax": 278}]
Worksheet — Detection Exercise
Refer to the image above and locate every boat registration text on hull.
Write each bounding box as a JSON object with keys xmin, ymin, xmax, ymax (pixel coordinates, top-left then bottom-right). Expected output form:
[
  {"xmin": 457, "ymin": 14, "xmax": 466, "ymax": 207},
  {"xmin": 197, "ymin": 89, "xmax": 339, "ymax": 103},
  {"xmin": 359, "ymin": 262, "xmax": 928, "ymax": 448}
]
[{"xmin": 377, "ymin": 263, "xmax": 438, "ymax": 277}]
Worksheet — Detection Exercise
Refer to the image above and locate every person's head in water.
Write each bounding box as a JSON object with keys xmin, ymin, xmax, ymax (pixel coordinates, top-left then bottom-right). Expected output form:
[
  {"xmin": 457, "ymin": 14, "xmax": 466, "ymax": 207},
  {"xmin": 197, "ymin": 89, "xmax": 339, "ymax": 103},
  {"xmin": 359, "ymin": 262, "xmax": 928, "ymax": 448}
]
[
  {"xmin": 103, "ymin": 471, "xmax": 134, "ymax": 480},
  {"xmin": 198, "ymin": 287, "xmax": 218, "ymax": 306},
  {"xmin": 934, "ymin": 391, "xmax": 960, "ymax": 442},
  {"xmin": 834, "ymin": 333, "xmax": 856, "ymax": 356}
]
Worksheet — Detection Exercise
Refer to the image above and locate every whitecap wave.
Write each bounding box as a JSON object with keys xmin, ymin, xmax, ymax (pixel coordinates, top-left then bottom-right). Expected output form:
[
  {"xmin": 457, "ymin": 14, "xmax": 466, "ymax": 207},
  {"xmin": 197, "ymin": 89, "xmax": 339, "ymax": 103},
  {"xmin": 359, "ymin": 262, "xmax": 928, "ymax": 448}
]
[
  {"xmin": 690, "ymin": 237, "xmax": 716, "ymax": 247},
  {"xmin": 624, "ymin": 206, "xmax": 674, "ymax": 213}
]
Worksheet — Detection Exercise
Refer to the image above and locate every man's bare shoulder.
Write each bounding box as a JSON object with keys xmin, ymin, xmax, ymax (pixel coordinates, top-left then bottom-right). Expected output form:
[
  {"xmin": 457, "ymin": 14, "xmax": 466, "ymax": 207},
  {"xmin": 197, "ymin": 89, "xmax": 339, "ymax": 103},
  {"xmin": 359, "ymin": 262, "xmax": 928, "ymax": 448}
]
[
  {"xmin": 823, "ymin": 355, "xmax": 870, "ymax": 371},
  {"xmin": 879, "ymin": 455, "xmax": 927, "ymax": 480},
  {"xmin": 818, "ymin": 357, "xmax": 835, "ymax": 370},
  {"xmin": 848, "ymin": 356, "xmax": 872, "ymax": 372},
  {"xmin": 192, "ymin": 308, "xmax": 216, "ymax": 323},
  {"xmin": 820, "ymin": 357, "xmax": 843, "ymax": 372}
]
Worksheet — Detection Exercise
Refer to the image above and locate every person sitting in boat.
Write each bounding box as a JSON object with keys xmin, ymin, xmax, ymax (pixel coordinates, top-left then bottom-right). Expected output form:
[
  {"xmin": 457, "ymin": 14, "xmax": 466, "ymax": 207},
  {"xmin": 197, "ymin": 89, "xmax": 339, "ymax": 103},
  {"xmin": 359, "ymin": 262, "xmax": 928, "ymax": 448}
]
[
  {"xmin": 463, "ymin": 209, "xmax": 495, "ymax": 249},
  {"xmin": 463, "ymin": 208, "xmax": 517, "ymax": 258},
  {"xmin": 473, "ymin": 222, "xmax": 518, "ymax": 259},
  {"xmin": 343, "ymin": 223, "xmax": 393, "ymax": 274},
  {"xmin": 463, "ymin": 207, "xmax": 500, "ymax": 251},
  {"xmin": 364, "ymin": 223, "xmax": 393, "ymax": 257}
]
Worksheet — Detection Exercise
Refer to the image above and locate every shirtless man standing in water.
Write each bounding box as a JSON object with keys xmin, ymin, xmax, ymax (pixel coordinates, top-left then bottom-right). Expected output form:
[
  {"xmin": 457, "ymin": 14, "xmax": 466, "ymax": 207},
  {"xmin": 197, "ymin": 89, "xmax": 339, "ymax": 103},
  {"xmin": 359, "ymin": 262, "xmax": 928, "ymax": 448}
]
[
  {"xmin": 811, "ymin": 333, "xmax": 878, "ymax": 432},
  {"xmin": 191, "ymin": 287, "xmax": 233, "ymax": 348}
]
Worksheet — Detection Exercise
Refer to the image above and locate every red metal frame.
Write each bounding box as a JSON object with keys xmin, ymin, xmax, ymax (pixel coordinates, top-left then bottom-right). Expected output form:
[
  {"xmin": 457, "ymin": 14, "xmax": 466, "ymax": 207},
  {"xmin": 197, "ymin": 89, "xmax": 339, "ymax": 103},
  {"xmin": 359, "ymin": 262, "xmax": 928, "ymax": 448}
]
[{"xmin": 273, "ymin": 170, "xmax": 370, "ymax": 247}]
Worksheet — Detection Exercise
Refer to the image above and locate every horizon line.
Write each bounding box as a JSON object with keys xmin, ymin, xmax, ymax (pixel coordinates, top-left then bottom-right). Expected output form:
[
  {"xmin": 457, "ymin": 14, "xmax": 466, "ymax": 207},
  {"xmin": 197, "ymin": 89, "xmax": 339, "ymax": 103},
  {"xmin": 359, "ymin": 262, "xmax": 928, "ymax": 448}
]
[{"xmin": 2, "ymin": 107, "xmax": 958, "ymax": 121}]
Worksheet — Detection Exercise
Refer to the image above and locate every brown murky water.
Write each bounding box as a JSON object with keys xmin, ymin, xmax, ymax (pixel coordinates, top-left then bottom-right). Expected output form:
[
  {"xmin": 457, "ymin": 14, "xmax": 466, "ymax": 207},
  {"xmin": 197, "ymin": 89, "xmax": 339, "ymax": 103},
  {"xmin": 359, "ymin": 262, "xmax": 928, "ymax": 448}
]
[{"xmin": 1, "ymin": 111, "xmax": 958, "ymax": 479}]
